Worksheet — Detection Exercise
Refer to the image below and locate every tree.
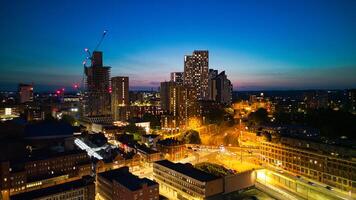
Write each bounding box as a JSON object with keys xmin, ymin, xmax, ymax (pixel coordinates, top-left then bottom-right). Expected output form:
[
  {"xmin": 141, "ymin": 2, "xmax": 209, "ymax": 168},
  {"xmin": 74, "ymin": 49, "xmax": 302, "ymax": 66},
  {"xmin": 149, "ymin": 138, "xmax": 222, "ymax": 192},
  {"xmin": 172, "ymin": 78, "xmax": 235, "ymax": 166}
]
[
  {"xmin": 248, "ymin": 108, "xmax": 269, "ymax": 126},
  {"xmin": 123, "ymin": 123, "xmax": 146, "ymax": 135},
  {"xmin": 183, "ymin": 130, "xmax": 201, "ymax": 144},
  {"xmin": 142, "ymin": 113, "xmax": 161, "ymax": 129},
  {"xmin": 206, "ymin": 108, "xmax": 225, "ymax": 124},
  {"xmin": 205, "ymin": 107, "xmax": 235, "ymax": 125},
  {"xmin": 274, "ymin": 108, "xmax": 356, "ymax": 140}
]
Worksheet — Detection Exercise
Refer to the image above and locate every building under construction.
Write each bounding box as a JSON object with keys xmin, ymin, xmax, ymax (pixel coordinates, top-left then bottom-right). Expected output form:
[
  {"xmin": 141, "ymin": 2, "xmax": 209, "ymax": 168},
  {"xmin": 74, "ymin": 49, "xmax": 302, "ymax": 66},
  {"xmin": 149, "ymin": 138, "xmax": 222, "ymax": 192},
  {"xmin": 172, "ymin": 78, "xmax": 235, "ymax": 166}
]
[{"xmin": 84, "ymin": 51, "xmax": 111, "ymax": 117}]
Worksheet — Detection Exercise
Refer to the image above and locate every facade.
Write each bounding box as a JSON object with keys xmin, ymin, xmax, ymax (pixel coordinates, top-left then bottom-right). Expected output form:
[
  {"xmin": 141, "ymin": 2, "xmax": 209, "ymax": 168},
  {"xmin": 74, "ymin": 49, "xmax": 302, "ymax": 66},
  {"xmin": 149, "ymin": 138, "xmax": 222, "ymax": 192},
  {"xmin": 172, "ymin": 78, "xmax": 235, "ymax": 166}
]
[
  {"xmin": 160, "ymin": 81, "xmax": 174, "ymax": 112},
  {"xmin": 111, "ymin": 76, "xmax": 129, "ymax": 120},
  {"xmin": 84, "ymin": 51, "xmax": 111, "ymax": 116},
  {"xmin": 160, "ymin": 114, "xmax": 179, "ymax": 132},
  {"xmin": 259, "ymin": 138, "xmax": 356, "ymax": 193},
  {"xmin": 153, "ymin": 160, "xmax": 223, "ymax": 200},
  {"xmin": 170, "ymin": 72, "xmax": 184, "ymax": 85},
  {"xmin": 184, "ymin": 50, "xmax": 209, "ymax": 100},
  {"xmin": 136, "ymin": 144, "xmax": 162, "ymax": 164},
  {"xmin": 0, "ymin": 150, "xmax": 92, "ymax": 199},
  {"xmin": 18, "ymin": 83, "xmax": 33, "ymax": 103},
  {"xmin": 208, "ymin": 70, "xmax": 232, "ymax": 105},
  {"xmin": 156, "ymin": 139, "xmax": 186, "ymax": 161},
  {"xmin": 207, "ymin": 69, "xmax": 218, "ymax": 101},
  {"xmin": 169, "ymin": 83, "xmax": 197, "ymax": 127},
  {"xmin": 115, "ymin": 105, "xmax": 162, "ymax": 122},
  {"xmin": 96, "ymin": 166, "xmax": 159, "ymax": 200},
  {"xmin": 10, "ymin": 176, "xmax": 95, "ymax": 200},
  {"xmin": 213, "ymin": 71, "xmax": 233, "ymax": 105}
]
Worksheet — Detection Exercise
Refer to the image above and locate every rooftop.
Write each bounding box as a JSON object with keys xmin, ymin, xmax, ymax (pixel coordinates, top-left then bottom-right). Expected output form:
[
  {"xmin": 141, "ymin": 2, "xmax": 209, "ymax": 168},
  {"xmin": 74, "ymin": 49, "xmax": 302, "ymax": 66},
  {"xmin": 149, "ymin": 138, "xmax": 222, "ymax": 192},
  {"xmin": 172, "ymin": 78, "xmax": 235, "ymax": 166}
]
[
  {"xmin": 24, "ymin": 121, "xmax": 73, "ymax": 139},
  {"xmin": 11, "ymin": 176, "xmax": 94, "ymax": 200},
  {"xmin": 155, "ymin": 160, "xmax": 219, "ymax": 182},
  {"xmin": 98, "ymin": 167, "xmax": 158, "ymax": 191}
]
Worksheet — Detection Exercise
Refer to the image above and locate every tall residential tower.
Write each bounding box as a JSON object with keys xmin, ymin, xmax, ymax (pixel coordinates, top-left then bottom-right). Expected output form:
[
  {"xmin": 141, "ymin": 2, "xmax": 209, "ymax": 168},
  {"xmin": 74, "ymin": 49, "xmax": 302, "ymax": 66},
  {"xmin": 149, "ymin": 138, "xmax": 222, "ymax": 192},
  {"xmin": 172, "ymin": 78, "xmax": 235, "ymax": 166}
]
[
  {"xmin": 184, "ymin": 50, "xmax": 209, "ymax": 100},
  {"xmin": 111, "ymin": 76, "xmax": 129, "ymax": 120}
]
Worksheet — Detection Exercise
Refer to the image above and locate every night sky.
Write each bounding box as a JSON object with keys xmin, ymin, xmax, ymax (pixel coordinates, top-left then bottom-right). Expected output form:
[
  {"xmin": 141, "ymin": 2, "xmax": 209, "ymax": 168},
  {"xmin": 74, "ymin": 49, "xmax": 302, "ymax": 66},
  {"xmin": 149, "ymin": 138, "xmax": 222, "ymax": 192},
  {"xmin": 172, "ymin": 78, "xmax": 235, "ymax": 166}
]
[{"xmin": 1, "ymin": 0, "xmax": 356, "ymax": 91}]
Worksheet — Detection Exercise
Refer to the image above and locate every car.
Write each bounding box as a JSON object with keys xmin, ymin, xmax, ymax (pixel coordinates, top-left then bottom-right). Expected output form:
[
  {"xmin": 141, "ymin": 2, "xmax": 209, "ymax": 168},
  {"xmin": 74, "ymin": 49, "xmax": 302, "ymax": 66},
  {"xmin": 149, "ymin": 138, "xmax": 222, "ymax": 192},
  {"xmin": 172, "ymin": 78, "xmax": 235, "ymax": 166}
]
[
  {"xmin": 188, "ymin": 147, "xmax": 192, "ymax": 150},
  {"xmin": 325, "ymin": 186, "xmax": 333, "ymax": 190},
  {"xmin": 296, "ymin": 175, "xmax": 301, "ymax": 179},
  {"xmin": 308, "ymin": 181, "xmax": 315, "ymax": 186}
]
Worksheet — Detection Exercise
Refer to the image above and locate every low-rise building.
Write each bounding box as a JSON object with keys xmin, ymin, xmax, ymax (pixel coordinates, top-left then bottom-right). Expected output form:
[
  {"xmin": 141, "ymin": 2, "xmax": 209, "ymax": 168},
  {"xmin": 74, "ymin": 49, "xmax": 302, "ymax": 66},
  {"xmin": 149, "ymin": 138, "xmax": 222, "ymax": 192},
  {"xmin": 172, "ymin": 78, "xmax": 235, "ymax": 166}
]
[
  {"xmin": 97, "ymin": 166, "xmax": 159, "ymax": 200},
  {"xmin": 156, "ymin": 139, "xmax": 186, "ymax": 161},
  {"xmin": 136, "ymin": 144, "xmax": 162, "ymax": 165},
  {"xmin": 260, "ymin": 137, "xmax": 356, "ymax": 193},
  {"xmin": 0, "ymin": 149, "xmax": 92, "ymax": 199},
  {"xmin": 153, "ymin": 160, "xmax": 223, "ymax": 200},
  {"xmin": 10, "ymin": 176, "xmax": 95, "ymax": 200}
]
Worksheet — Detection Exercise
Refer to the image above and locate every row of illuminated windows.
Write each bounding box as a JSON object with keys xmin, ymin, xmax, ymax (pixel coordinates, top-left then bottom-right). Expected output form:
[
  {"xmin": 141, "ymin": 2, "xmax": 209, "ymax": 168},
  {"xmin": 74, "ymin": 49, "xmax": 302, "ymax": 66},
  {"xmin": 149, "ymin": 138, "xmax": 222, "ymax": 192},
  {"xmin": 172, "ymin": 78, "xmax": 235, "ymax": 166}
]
[
  {"xmin": 153, "ymin": 172, "xmax": 204, "ymax": 198},
  {"xmin": 260, "ymin": 144, "xmax": 355, "ymax": 169},
  {"xmin": 153, "ymin": 168, "xmax": 205, "ymax": 194},
  {"xmin": 261, "ymin": 150, "xmax": 355, "ymax": 178},
  {"xmin": 262, "ymin": 156, "xmax": 354, "ymax": 188}
]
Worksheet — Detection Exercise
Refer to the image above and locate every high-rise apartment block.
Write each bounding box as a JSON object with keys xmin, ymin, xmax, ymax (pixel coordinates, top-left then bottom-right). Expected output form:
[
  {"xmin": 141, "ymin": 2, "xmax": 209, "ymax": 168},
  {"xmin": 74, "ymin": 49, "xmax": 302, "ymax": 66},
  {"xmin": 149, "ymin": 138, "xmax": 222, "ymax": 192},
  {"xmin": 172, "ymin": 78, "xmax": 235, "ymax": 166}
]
[
  {"xmin": 111, "ymin": 76, "xmax": 129, "ymax": 120},
  {"xmin": 184, "ymin": 50, "xmax": 209, "ymax": 100},
  {"xmin": 170, "ymin": 72, "xmax": 184, "ymax": 85},
  {"xmin": 208, "ymin": 69, "xmax": 218, "ymax": 101},
  {"xmin": 169, "ymin": 83, "xmax": 198, "ymax": 126},
  {"xmin": 18, "ymin": 83, "xmax": 33, "ymax": 103},
  {"xmin": 84, "ymin": 51, "xmax": 111, "ymax": 116},
  {"xmin": 208, "ymin": 70, "xmax": 233, "ymax": 105},
  {"xmin": 160, "ymin": 81, "xmax": 174, "ymax": 112}
]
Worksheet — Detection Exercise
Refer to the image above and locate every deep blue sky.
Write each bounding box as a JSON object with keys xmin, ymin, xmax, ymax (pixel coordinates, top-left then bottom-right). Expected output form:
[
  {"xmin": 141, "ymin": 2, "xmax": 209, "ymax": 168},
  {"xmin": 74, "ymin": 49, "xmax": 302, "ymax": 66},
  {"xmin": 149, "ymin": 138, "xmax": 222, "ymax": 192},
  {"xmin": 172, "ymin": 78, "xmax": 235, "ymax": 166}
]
[{"xmin": 1, "ymin": 0, "xmax": 356, "ymax": 91}]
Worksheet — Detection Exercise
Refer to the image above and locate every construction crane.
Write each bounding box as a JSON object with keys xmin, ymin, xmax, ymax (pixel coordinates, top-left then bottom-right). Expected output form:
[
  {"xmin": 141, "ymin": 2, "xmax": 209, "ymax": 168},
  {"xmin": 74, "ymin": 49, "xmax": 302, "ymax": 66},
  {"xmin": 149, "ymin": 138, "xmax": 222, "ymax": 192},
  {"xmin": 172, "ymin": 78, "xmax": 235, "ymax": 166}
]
[
  {"xmin": 82, "ymin": 30, "xmax": 108, "ymax": 68},
  {"xmin": 81, "ymin": 30, "xmax": 108, "ymax": 91}
]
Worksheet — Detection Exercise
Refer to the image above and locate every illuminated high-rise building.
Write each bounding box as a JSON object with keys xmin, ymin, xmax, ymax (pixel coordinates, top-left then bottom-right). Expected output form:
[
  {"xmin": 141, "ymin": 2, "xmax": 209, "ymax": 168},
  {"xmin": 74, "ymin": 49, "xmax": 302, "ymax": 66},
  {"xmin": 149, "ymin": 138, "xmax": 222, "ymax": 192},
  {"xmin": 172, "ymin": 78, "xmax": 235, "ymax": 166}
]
[
  {"xmin": 184, "ymin": 50, "xmax": 209, "ymax": 100},
  {"xmin": 111, "ymin": 76, "xmax": 129, "ymax": 120},
  {"xmin": 84, "ymin": 51, "xmax": 111, "ymax": 116},
  {"xmin": 169, "ymin": 83, "xmax": 198, "ymax": 127},
  {"xmin": 170, "ymin": 72, "xmax": 184, "ymax": 85},
  {"xmin": 18, "ymin": 83, "xmax": 33, "ymax": 103}
]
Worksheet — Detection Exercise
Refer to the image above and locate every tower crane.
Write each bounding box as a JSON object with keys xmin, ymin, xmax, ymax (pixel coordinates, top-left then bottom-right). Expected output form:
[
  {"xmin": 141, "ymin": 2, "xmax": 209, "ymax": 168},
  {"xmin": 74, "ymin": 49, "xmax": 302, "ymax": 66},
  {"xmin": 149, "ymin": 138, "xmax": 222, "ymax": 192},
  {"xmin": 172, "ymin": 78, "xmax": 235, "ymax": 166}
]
[
  {"xmin": 81, "ymin": 30, "xmax": 108, "ymax": 90},
  {"xmin": 82, "ymin": 30, "xmax": 108, "ymax": 68}
]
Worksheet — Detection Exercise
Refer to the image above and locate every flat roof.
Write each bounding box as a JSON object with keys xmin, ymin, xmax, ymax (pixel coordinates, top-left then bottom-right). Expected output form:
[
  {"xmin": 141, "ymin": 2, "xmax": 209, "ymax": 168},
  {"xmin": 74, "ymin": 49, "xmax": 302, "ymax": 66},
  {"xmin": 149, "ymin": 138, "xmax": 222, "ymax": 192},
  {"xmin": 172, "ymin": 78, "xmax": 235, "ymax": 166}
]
[
  {"xmin": 155, "ymin": 160, "xmax": 219, "ymax": 182},
  {"xmin": 11, "ymin": 177, "xmax": 94, "ymax": 200},
  {"xmin": 99, "ymin": 167, "xmax": 158, "ymax": 191}
]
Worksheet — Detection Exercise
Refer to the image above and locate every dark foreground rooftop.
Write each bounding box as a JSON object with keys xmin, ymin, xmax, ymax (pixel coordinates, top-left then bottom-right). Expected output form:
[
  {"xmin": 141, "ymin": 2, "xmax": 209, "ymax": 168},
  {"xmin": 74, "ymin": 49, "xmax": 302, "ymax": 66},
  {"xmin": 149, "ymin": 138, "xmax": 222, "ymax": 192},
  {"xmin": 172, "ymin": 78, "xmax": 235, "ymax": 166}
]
[
  {"xmin": 11, "ymin": 176, "xmax": 94, "ymax": 200},
  {"xmin": 98, "ymin": 166, "xmax": 158, "ymax": 191}
]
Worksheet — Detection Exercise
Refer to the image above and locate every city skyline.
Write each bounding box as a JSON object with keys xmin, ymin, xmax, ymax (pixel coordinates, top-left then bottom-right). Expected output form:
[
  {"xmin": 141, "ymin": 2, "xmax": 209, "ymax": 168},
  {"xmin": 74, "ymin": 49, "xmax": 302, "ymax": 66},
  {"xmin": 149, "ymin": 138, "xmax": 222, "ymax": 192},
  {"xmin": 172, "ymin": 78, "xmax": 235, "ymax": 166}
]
[{"xmin": 1, "ymin": 0, "xmax": 356, "ymax": 91}]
